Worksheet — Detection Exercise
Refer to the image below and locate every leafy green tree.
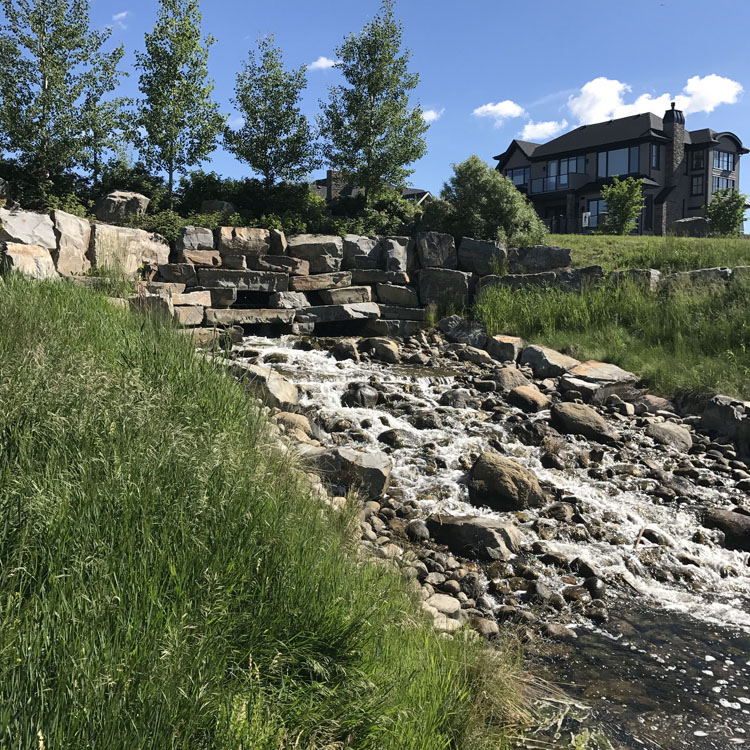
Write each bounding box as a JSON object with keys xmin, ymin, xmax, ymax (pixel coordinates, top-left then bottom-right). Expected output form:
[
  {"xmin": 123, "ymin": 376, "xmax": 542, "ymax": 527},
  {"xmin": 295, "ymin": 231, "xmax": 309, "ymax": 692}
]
[
  {"xmin": 705, "ymin": 187, "xmax": 747, "ymax": 237},
  {"xmin": 133, "ymin": 0, "xmax": 225, "ymax": 207},
  {"xmin": 436, "ymin": 155, "xmax": 548, "ymax": 246},
  {"xmin": 225, "ymin": 35, "xmax": 318, "ymax": 187},
  {"xmin": 318, "ymin": 0, "xmax": 428, "ymax": 205},
  {"xmin": 0, "ymin": 0, "xmax": 125, "ymax": 202},
  {"xmin": 599, "ymin": 176, "xmax": 644, "ymax": 235}
]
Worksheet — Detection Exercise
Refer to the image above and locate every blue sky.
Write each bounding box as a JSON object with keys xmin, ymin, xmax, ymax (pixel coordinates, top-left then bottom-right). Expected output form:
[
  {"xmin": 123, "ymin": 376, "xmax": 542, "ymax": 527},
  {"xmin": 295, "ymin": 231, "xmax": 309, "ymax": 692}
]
[{"xmin": 95, "ymin": 0, "xmax": 749, "ymax": 197}]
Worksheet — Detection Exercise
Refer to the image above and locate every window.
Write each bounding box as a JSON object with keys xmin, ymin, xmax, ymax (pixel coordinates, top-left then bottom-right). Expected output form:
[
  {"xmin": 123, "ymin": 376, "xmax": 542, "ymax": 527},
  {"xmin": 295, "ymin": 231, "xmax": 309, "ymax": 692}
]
[
  {"xmin": 691, "ymin": 175, "xmax": 704, "ymax": 196},
  {"xmin": 597, "ymin": 146, "xmax": 639, "ymax": 177},
  {"xmin": 650, "ymin": 143, "xmax": 660, "ymax": 169},
  {"xmin": 506, "ymin": 167, "xmax": 530, "ymax": 186},
  {"xmin": 588, "ymin": 198, "xmax": 607, "ymax": 228},
  {"xmin": 713, "ymin": 151, "xmax": 735, "ymax": 171},
  {"xmin": 713, "ymin": 176, "xmax": 735, "ymax": 192},
  {"xmin": 691, "ymin": 150, "xmax": 705, "ymax": 170}
]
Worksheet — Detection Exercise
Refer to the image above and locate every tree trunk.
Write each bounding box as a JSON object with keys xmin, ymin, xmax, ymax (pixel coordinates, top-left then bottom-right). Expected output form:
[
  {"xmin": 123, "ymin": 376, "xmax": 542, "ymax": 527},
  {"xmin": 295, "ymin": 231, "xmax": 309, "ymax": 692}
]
[{"xmin": 168, "ymin": 165, "xmax": 174, "ymax": 210}]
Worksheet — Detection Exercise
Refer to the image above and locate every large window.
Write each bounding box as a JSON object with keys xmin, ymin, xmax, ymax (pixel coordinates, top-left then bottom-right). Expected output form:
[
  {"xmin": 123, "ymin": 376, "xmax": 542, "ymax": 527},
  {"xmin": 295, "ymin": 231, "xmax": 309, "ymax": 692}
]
[
  {"xmin": 650, "ymin": 143, "xmax": 660, "ymax": 169},
  {"xmin": 506, "ymin": 167, "xmax": 530, "ymax": 186},
  {"xmin": 691, "ymin": 150, "xmax": 705, "ymax": 170},
  {"xmin": 713, "ymin": 176, "xmax": 735, "ymax": 192},
  {"xmin": 713, "ymin": 151, "xmax": 735, "ymax": 171},
  {"xmin": 691, "ymin": 175, "xmax": 704, "ymax": 196},
  {"xmin": 588, "ymin": 198, "xmax": 606, "ymax": 228},
  {"xmin": 598, "ymin": 146, "xmax": 639, "ymax": 177}
]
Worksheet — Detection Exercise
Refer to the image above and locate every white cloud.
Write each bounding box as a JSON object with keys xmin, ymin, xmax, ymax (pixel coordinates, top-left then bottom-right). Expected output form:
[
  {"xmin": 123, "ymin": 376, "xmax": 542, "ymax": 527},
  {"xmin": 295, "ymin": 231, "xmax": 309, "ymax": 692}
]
[
  {"xmin": 422, "ymin": 108, "xmax": 444, "ymax": 124},
  {"xmin": 472, "ymin": 99, "xmax": 525, "ymax": 127},
  {"xmin": 520, "ymin": 118, "xmax": 569, "ymax": 141},
  {"xmin": 308, "ymin": 56, "xmax": 339, "ymax": 71},
  {"xmin": 112, "ymin": 11, "xmax": 129, "ymax": 29},
  {"xmin": 568, "ymin": 74, "xmax": 743, "ymax": 125}
]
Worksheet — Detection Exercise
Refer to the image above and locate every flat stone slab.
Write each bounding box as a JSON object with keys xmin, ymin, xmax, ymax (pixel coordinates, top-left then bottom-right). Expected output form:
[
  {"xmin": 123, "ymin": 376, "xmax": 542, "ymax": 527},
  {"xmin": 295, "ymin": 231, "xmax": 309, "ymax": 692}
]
[
  {"xmin": 363, "ymin": 319, "xmax": 422, "ymax": 338},
  {"xmin": 375, "ymin": 283, "xmax": 418, "ymax": 306},
  {"xmin": 487, "ymin": 334, "xmax": 524, "ymax": 362},
  {"xmin": 289, "ymin": 272, "xmax": 352, "ymax": 292},
  {"xmin": 351, "ymin": 269, "xmax": 410, "ymax": 285},
  {"xmin": 377, "ymin": 304, "xmax": 426, "ymax": 321},
  {"xmin": 519, "ymin": 344, "xmax": 580, "ymax": 378},
  {"xmin": 287, "ymin": 234, "xmax": 344, "ymax": 274},
  {"xmin": 319, "ymin": 285, "xmax": 372, "ymax": 305},
  {"xmin": 205, "ymin": 308, "xmax": 296, "ymax": 326},
  {"xmin": 173, "ymin": 290, "xmax": 212, "ymax": 307},
  {"xmin": 196, "ymin": 268, "xmax": 288, "ymax": 292},
  {"xmin": 173, "ymin": 306, "xmax": 205, "ymax": 327},
  {"xmin": 426, "ymin": 515, "xmax": 521, "ymax": 562},
  {"xmin": 247, "ymin": 255, "xmax": 310, "ymax": 276},
  {"xmin": 295, "ymin": 302, "xmax": 380, "ymax": 324},
  {"xmin": 0, "ymin": 207, "xmax": 56, "ymax": 249},
  {"xmin": 560, "ymin": 359, "xmax": 638, "ymax": 390}
]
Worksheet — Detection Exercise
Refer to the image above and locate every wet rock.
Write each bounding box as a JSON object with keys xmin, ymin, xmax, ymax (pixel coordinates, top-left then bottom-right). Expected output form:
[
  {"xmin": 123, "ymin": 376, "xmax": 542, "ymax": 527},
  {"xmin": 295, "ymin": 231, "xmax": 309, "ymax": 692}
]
[
  {"xmin": 439, "ymin": 389, "xmax": 475, "ymax": 409},
  {"xmin": 426, "ymin": 514, "xmax": 521, "ymax": 561},
  {"xmin": 701, "ymin": 508, "xmax": 750, "ymax": 551},
  {"xmin": 507, "ymin": 385, "xmax": 551, "ymax": 413},
  {"xmin": 341, "ymin": 383, "xmax": 380, "ymax": 408},
  {"xmin": 378, "ymin": 429, "xmax": 414, "ymax": 449},
  {"xmin": 645, "ymin": 422, "xmax": 693, "ymax": 453},
  {"xmin": 520, "ymin": 345, "xmax": 580, "ymax": 378},
  {"xmin": 542, "ymin": 622, "xmax": 578, "ymax": 640},
  {"xmin": 486, "ymin": 334, "xmax": 525, "ymax": 363},
  {"xmin": 323, "ymin": 447, "xmax": 392, "ymax": 499},
  {"xmin": 551, "ymin": 402, "xmax": 615, "ymax": 444},
  {"xmin": 416, "ymin": 231, "xmax": 457, "ymax": 269},
  {"xmin": 437, "ymin": 315, "xmax": 488, "ymax": 348},
  {"xmin": 562, "ymin": 585, "xmax": 592, "ymax": 606},
  {"xmin": 361, "ymin": 337, "xmax": 400, "ymax": 364},
  {"xmin": 457, "ymin": 237, "xmax": 507, "ymax": 276},
  {"xmin": 409, "ymin": 411, "xmax": 443, "ymax": 430},
  {"xmin": 584, "ymin": 577, "xmax": 607, "ymax": 599},
  {"xmin": 524, "ymin": 580, "xmax": 553, "ymax": 604},
  {"xmin": 468, "ymin": 450, "xmax": 545, "ymax": 511},
  {"xmin": 229, "ymin": 362, "xmax": 299, "ymax": 410},
  {"xmin": 330, "ymin": 340, "xmax": 360, "ymax": 362},
  {"xmin": 493, "ymin": 367, "xmax": 531, "ymax": 392},
  {"xmin": 544, "ymin": 502, "xmax": 574, "ymax": 522},
  {"xmin": 406, "ymin": 519, "xmax": 430, "ymax": 542}
]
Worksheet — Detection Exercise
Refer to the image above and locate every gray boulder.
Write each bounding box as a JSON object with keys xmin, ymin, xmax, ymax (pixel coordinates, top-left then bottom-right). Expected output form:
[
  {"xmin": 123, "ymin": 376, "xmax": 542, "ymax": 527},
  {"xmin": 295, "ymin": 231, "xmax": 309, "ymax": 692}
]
[
  {"xmin": 0, "ymin": 242, "xmax": 58, "ymax": 280},
  {"xmin": 95, "ymin": 191, "xmax": 150, "ymax": 222},
  {"xmin": 289, "ymin": 272, "xmax": 352, "ymax": 292},
  {"xmin": 556, "ymin": 265, "xmax": 605, "ymax": 291},
  {"xmin": 419, "ymin": 269, "xmax": 472, "ymax": 308},
  {"xmin": 480, "ymin": 272, "xmax": 557, "ymax": 291},
  {"xmin": 550, "ymin": 402, "xmax": 615, "ymax": 444},
  {"xmin": 509, "ymin": 245, "xmax": 571, "ymax": 272},
  {"xmin": 229, "ymin": 361, "xmax": 299, "ymax": 410},
  {"xmin": 559, "ymin": 360, "xmax": 639, "ymax": 402},
  {"xmin": 438, "ymin": 315, "xmax": 488, "ymax": 348},
  {"xmin": 319, "ymin": 286, "xmax": 372, "ymax": 305},
  {"xmin": 457, "ymin": 237, "xmax": 507, "ymax": 276},
  {"xmin": 381, "ymin": 236, "xmax": 410, "ymax": 272},
  {"xmin": 416, "ymin": 232, "xmax": 457, "ymax": 268},
  {"xmin": 426, "ymin": 515, "xmax": 521, "ymax": 562},
  {"xmin": 88, "ymin": 224, "xmax": 169, "ymax": 277},
  {"xmin": 700, "ymin": 395, "xmax": 750, "ymax": 456},
  {"xmin": 361, "ymin": 337, "xmax": 400, "ymax": 363},
  {"xmin": 468, "ymin": 450, "xmax": 545, "ymax": 511},
  {"xmin": 51, "ymin": 210, "xmax": 91, "ymax": 275},
  {"xmin": 645, "ymin": 422, "xmax": 693, "ymax": 453},
  {"xmin": 196, "ymin": 268, "xmax": 288, "ymax": 292},
  {"xmin": 216, "ymin": 227, "xmax": 270, "ymax": 256},
  {"xmin": 701, "ymin": 508, "xmax": 750, "ymax": 552},
  {"xmin": 287, "ymin": 234, "xmax": 344, "ymax": 274},
  {"xmin": 295, "ymin": 302, "xmax": 380, "ymax": 324},
  {"xmin": 486, "ymin": 334, "xmax": 524, "ymax": 362},
  {"xmin": 520, "ymin": 345, "xmax": 580, "ymax": 378},
  {"xmin": 177, "ymin": 226, "xmax": 215, "ymax": 255},
  {"xmin": 270, "ymin": 291, "xmax": 309, "ymax": 309},
  {"xmin": 323, "ymin": 447, "xmax": 392, "ymax": 499},
  {"xmin": 375, "ymin": 283, "xmax": 418, "ymax": 306},
  {"xmin": 0, "ymin": 207, "xmax": 56, "ymax": 249},
  {"xmin": 342, "ymin": 235, "xmax": 381, "ymax": 270},
  {"xmin": 608, "ymin": 268, "xmax": 662, "ymax": 292}
]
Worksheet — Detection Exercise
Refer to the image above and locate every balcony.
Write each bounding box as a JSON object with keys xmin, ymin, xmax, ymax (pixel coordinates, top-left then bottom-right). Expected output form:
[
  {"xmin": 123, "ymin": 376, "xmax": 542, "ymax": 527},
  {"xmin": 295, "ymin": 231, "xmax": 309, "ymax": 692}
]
[{"xmin": 529, "ymin": 172, "xmax": 587, "ymax": 194}]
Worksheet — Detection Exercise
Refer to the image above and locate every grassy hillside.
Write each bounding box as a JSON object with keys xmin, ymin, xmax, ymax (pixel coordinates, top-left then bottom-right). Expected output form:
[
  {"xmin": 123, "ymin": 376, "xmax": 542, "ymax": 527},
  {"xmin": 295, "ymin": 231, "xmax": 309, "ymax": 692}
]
[
  {"xmin": 0, "ymin": 276, "xmax": 524, "ymax": 749},
  {"xmin": 475, "ymin": 276, "xmax": 750, "ymax": 400},
  {"xmin": 548, "ymin": 233, "xmax": 750, "ymax": 272}
]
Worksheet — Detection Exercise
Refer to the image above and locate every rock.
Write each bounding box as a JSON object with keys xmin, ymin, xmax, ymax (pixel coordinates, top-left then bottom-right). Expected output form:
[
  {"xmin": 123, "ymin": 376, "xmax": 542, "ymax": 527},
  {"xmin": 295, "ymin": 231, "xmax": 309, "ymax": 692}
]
[
  {"xmin": 542, "ymin": 622, "xmax": 578, "ymax": 640},
  {"xmin": 363, "ymin": 319, "xmax": 422, "ymax": 338},
  {"xmin": 468, "ymin": 450, "xmax": 545, "ymax": 511},
  {"xmin": 509, "ymin": 245, "xmax": 571, "ymax": 272},
  {"xmin": 216, "ymin": 227, "xmax": 271, "ymax": 256},
  {"xmin": 674, "ymin": 216, "xmax": 710, "ymax": 237},
  {"xmin": 173, "ymin": 290, "xmax": 211, "ymax": 306},
  {"xmin": 330, "ymin": 340, "xmax": 360, "ymax": 362},
  {"xmin": 457, "ymin": 237, "xmax": 507, "ymax": 276},
  {"xmin": 426, "ymin": 514, "xmax": 521, "ymax": 561},
  {"xmin": 173, "ymin": 306, "xmax": 205, "ymax": 327},
  {"xmin": 375, "ymin": 283, "xmax": 418, "ymax": 306},
  {"xmin": 381, "ymin": 236, "xmax": 410, "ymax": 272},
  {"xmin": 660, "ymin": 267, "xmax": 732, "ymax": 290},
  {"xmin": 425, "ymin": 593, "xmax": 461, "ymax": 618},
  {"xmin": 207, "ymin": 288, "xmax": 236, "ymax": 308},
  {"xmin": 700, "ymin": 395, "xmax": 750, "ymax": 456},
  {"xmin": 351, "ymin": 269, "xmax": 410, "ymax": 286},
  {"xmin": 326, "ymin": 447, "xmax": 392, "ymax": 499},
  {"xmin": 437, "ymin": 315, "xmax": 488, "ymax": 348},
  {"xmin": 378, "ymin": 428, "xmax": 413, "ymax": 449},
  {"xmin": 158, "ymin": 263, "xmax": 198, "ymax": 286},
  {"xmin": 176, "ymin": 226, "xmax": 215, "ymax": 258},
  {"xmin": 201, "ymin": 199, "xmax": 236, "ymax": 214},
  {"xmin": 342, "ymin": 235, "xmax": 381, "ymax": 270},
  {"xmin": 559, "ymin": 360, "xmax": 639, "ymax": 402},
  {"xmin": 416, "ymin": 231, "xmax": 457, "ymax": 268},
  {"xmin": 508, "ymin": 385, "xmax": 551, "ymax": 413},
  {"xmin": 274, "ymin": 412, "xmax": 313, "ymax": 437},
  {"xmin": 289, "ymin": 272, "xmax": 352, "ymax": 292},
  {"xmin": 95, "ymin": 191, "xmax": 149, "ymax": 222},
  {"xmin": 361, "ymin": 337, "xmax": 400, "ymax": 363},
  {"xmin": 196, "ymin": 268, "xmax": 288, "ymax": 292},
  {"xmin": 295, "ymin": 302, "xmax": 380, "ymax": 324},
  {"xmin": 470, "ymin": 617, "xmax": 500, "ymax": 638},
  {"xmin": 247, "ymin": 255, "xmax": 309, "ymax": 276},
  {"xmin": 457, "ymin": 346, "xmax": 494, "ymax": 366},
  {"xmin": 701, "ymin": 508, "xmax": 750, "ymax": 551},
  {"xmin": 319, "ymin": 286, "xmax": 372, "ymax": 305},
  {"xmin": 376, "ymin": 305, "xmax": 426, "ymax": 322},
  {"xmin": 493, "ymin": 367, "xmax": 531, "ymax": 392},
  {"xmin": 520, "ymin": 345, "xmax": 580, "ymax": 378},
  {"xmin": 486, "ymin": 334, "xmax": 524, "ymax": 363},
  {"xmin": 229, "ymin": 362, "xmax": 299, "ymax": 410},
  {"xmin": 645, "ymin": 422, "xmax": 693, "ymax": 453},
  {"xmin": 406, "ymin": 519, "xmax": 430, "ymax": 542},
  {"xmin": 270, "ymin": 291, "xmax": 309, "ymax": 309},
  {"xmin": 550, "ymin": 402, "xmax": 615, "ymax": 444},
  {"xmin": 609, "ymin": 268, "xmax": 662, "ymax": 292},
  {"xmin": 51, "ymin": 210, "xmax": 91, "ymax": 275},
  {"xmin": 0, "ymin": 242, "xmax": 58, "ymax": 280},
  {"xmin": 88, "ymin": 224, "xmax": 169, "ymax": 277},
  {"xmin": 269, "ymin": 229, "xmax": 287, "ymax": 254},
  {"xmin": 129, "ymin": 294, "xmax": 173, "ymax": 318},
  {"xmin": 341, "ymin": 383, "xmax": 379, "ymax": 408},
  {"xmin": 185, "ymin": 326, "xmax": 243, "ymax": 348},
  {"xmin": 205, "ymin": 308, "xmax": 296, "ymax": 326},
  {"xmin": 0, "ymin": 207, "xmax": 56, "ymax": 249},
  {"xmin": 287, "ymin": 234, "xmax": 344, "ymax": 274}
]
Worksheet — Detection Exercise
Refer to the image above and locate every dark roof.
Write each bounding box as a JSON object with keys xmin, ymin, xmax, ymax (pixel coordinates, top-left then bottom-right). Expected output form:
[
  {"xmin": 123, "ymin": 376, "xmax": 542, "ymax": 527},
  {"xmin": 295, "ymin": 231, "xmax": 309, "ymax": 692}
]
[
  {"xmin": 493, "ymin": 139, "xmax": 540, "ymax": 170},
  {"xmin": 576, "ymin": 175, "xmax": 660, "ymax": 194}
]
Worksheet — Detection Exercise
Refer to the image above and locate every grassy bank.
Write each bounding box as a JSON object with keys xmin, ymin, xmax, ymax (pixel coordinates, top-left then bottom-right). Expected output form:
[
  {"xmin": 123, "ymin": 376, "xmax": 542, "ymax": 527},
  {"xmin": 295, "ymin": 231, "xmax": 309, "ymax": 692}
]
[
  {"xmin": 548, "ymin": 233, "xmax": 750, "ymax": 272},
  {"xmin": 0, "ymin": 276, "xmax": 525, "ymax": 749},
  {"xmin": 475, "ymin": 276, "xmax": 750, "ymax": 400}
]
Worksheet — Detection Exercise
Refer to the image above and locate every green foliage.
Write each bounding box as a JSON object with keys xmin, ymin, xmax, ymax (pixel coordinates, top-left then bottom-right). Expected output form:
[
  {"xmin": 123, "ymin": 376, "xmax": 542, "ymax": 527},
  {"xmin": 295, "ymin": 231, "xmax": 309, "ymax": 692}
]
[
  {"xmin": 328, "ymin": 189, "xmax": 418, "ymax": 235},
  {"xmin": 95, "ymin": 156, "xmax": 167, "ymax": 210},
  {"xmin": 178, "ymin": 169, "xmax": 243, "ymax": 213},
  {"xmin": 0, "ymin": 276, "xmax": 526, "ymax": 748},
  {"xmin": 0, "ymin": 0, "xmax": 126, "ymax": 204},
  {"xmin": 133, "ymin": 0, "xmax": 225, "ymax": 204},
  {"xmin": 225, "ymin": 35, "xmax": 319, "ymax": 186},
  {"xmin": 705, "ymin": 187, "xmax": 747, "ymax": 237},
  {"xmin": 318, "ymin": 0, "xmax": 428, "ymax": 204},
  {"xmin": 438, "ymin": 155, "xmax": 548, "ymax": 246},
  {"xmin": 599, "ymin": 176, "xmax": 644, "ymax": 235},
  {"xmin": 46, "ymin": 192, "xmax": 92, "ymax": 217},
  {"xmin": 474, "ymin": 275, "xmax": 750, "ymax": 399}
]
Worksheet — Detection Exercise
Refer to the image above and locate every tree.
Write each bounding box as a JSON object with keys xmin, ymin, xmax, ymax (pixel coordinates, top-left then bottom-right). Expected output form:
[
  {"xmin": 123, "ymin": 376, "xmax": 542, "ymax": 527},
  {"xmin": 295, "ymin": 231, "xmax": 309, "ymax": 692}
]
[
  {"xmin": 318, "ymin": 0, "xmax": 428, "ymax": 205},
  {"xmin": 705, "ymin": 187, "xmax": 747, "ymax": 237},
  {"xmin": 599, "ymin": 176, "xmax": 644, "ymax": 235},
  {"xmin": 0, "ymin": 0, "xmax": 125, "ymax": 202},
  {"xmin": 435, "ymin": 155, "xmax": 548, "ymax": 246},
  {"xmin": 224, "ymin": 35, "xmax": 318, "ymax": 187},
  {"xmin": 133, "ymin": 0, "xmax": 224, "ymax": 207}
]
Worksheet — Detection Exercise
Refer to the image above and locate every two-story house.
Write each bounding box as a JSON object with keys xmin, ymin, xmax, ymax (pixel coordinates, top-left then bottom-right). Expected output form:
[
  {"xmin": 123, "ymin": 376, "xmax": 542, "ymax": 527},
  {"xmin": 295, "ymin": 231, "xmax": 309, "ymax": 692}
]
[{"xmin": 493, "ymin": 103, "xmax": 747, "ymax": 234}]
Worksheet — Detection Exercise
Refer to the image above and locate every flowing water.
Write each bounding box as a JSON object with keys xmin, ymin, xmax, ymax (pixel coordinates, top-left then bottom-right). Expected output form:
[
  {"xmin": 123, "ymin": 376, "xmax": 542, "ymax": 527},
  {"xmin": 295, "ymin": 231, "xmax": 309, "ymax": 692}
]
[{"xmin": 239, "ymin": 335, "xmax": 750, "ymax": 749}]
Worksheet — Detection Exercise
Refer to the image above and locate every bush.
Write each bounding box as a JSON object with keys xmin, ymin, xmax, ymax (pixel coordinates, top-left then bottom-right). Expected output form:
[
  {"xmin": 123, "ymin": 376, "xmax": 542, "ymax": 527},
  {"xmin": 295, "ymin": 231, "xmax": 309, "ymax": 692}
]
[
  {"xmin": 599, "ymin": 176, "xmax": 644, "ymax": 235},
  {"xmin": 95, "ymin": 157, "xmax": 168, "ymax": 211},
  {"xmin": 705, "ymin": 187, "xmax": 747, "ymax": 237}
]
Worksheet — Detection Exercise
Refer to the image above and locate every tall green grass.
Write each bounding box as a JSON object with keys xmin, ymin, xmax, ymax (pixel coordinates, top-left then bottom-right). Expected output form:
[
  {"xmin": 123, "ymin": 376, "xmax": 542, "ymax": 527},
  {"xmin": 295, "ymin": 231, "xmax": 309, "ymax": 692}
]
[
  {"xmin": 474, "ymin": 277, "xmax": 750, "ymax": 399},
  {"xmin": 548, "ymin": 233, "xmax": 750, "ymax": 272},
  {"xmin": 0, "ymin": 275, "xmax": 525, "ymax": 749}
]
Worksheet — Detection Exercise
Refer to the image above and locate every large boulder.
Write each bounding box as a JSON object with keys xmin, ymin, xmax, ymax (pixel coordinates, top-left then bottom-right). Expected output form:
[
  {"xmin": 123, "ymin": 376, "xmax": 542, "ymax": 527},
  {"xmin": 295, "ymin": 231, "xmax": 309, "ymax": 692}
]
[
  {"xmin": 216, "ymin": 227, "xmax": 270, "ymax": 256},
  {"xmin": 361, "ymin": 337, "xmax": 400, "ymax": 363},
  {"xmin": 416, "ymin": 232, "xmax": 457, "ymax": 269},
  {"xmin": 88, "ymin": 224, "xmax": 169, "ymax": 277},
  {"xmin": 0, "ymin": 242, "xmax": 58, "ymax": 280},
  {"xmin": 486, "ymin": 334, "xmax": 524, "ymax": 363},
  {"xmin": 550, "ymin": 402, "xmax": 615, "ymax": 444},
  {"xmin": 559, "ymin": 360, "xmax": 639, "ymax": 402},
  {"xmin": 457, "ymin": 237, "xmax": 507, "ymax": 276},
  {"xmin": 95, "ymin": 191, "xmax": 149, "ymax": 223},
  {"xmin": 319, "ymin": 286, "xmax": 372, "ymax": 305},
  {"xmin": 700, "ymin": 395, "xmax": 750, "ymax": 456},
  {"xmin": 381, "ymin": 236, "xmax": 410, "ymax": 272},
  {"xmin": 51, "ymin": 210, "xmax": 91, "ymax": 275},
  {"xmin": 645, "ymin": 422, "xmax": 693, "ymax": 453},
  {"xmin": 509, "ymin": 245, "xmax": 571, "ymax": 272},
  {"xmin": 195, "ymin": 268, "xmax": 288, "ymax": 292},
  {"xmin": 701, "ymin": 508, "xmax": 750, "ymax": 552},
  {"xmin": 674, "ymin": 216, "xmax": 710, "ymax": 238},
  {"xmin": 375, "ymin": 283, "xmax": 418, "ymax": 306},
  {"xmin": 295, "ymin": 302, "xmax": 380, "ymax": 324},
  {"xmin": 418, "ymin": 269, "xmax": 472, "ymax": 308},
  {"xmin": 287, "ymin": 234, "xmax": 344, "ymax": 274},
  {"xmin": 0, "ymin": 207, "xmax": 56, "ymax": 249},
  {"xmin": 322, "ymin": 447, "xmax": 392, "ymax": 499},
  {"xmin": 468, "ymin": 451, "xmax": 545, "ymax": 511},
  {"xmin": 425, "ymin": 515, "xmax": 521, "ymax": 561},
  {"xmin": 270, "ymin": 291, "xmax": 309, "ymax": 309},
  {"xmin": 177, "ymin": 226, "xmax": 216, "ymax": 258},
  {"xmin": 438, "ymin": 315, "xmax": 488, "ymax": 348},
  {"xmin": 342, "ymin": 235, "xmax": 381, "ymax": 270},
  {"xmin": 229, "ymin": 361, "xmax": 299, "ymax": 410},
  {"xmin": 289, "ymin": 272, "xmax": 352, "ymax": 292},
  {"xmin": 519, "ymin": 344, "xmax": 579, "ymax": 378}
]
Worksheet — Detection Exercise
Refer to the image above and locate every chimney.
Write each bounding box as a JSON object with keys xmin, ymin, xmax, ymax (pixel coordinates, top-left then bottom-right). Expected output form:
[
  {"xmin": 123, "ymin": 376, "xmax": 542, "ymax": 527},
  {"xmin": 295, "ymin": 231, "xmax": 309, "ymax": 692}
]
[{"xmin": 663, "ymin": 101, "xmax": 686, "ymax": 188}]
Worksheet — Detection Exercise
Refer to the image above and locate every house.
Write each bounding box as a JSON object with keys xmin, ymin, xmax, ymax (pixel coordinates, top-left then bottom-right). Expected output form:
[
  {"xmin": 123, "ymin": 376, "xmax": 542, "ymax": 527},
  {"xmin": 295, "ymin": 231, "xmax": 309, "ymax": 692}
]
[
  {"xmin": 493, "ymin": 103, "xmax": 747, "ymax": 234},
  {"xmin": 311, "ymin": 170, "xmax": 434, "ymax": 206}
]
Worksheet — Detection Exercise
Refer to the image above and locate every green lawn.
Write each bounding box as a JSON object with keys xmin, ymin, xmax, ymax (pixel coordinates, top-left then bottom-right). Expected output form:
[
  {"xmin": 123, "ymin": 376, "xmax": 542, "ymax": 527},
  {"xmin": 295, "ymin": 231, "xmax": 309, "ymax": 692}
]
[
  {"xmin": 0, "ymin": 275, "xmax": 524, "ymax": 749},
  {"xmin": 548, "ymin": 233, "xmax": 750, "ymax": 273},
  {"xmin": 474, "ymin": 276, "xmax": 750, "ymax": 400}
]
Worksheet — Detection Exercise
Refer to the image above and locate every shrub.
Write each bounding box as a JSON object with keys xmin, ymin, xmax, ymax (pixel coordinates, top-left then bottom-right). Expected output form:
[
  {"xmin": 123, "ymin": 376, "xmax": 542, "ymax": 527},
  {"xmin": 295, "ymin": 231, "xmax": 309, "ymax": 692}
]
[
  {"xmin": 599, "ymin": 176, "xmax": 644, "ymax": 235},
  {"xmin": 705, "ymin": 187, "xmax": 747, "ymax": 237},
  {"xmin": 95, "ymin": 157, "xmax": 168, "ymax": 210}
]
